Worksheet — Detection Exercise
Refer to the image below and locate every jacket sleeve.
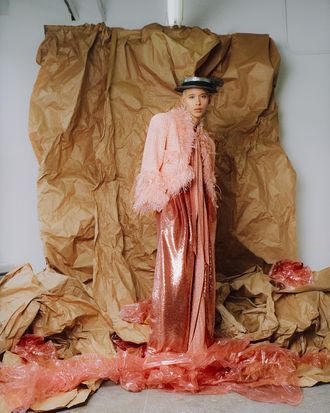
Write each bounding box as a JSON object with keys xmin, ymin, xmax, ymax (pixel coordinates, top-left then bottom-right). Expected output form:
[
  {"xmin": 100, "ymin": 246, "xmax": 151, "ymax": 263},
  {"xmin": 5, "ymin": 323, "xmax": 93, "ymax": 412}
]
[{"xmin": 133, "ymin": 113, "xmax": 170, "ymax": 214}]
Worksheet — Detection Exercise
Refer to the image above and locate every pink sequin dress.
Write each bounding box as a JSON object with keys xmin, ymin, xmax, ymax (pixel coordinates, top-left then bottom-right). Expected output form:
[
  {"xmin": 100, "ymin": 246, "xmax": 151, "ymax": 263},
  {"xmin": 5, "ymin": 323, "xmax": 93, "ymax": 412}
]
[{"xmin": 148, "ymin": 124, "xmax": 217, "ymax": 354}]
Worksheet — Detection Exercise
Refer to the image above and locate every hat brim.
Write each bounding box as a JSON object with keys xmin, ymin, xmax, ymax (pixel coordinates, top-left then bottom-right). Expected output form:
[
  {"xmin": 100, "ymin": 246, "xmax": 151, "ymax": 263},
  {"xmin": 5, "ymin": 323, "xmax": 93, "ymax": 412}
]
[{"xmin": 175, "ymin": 85, "xmax": 218, "ymax": 93}]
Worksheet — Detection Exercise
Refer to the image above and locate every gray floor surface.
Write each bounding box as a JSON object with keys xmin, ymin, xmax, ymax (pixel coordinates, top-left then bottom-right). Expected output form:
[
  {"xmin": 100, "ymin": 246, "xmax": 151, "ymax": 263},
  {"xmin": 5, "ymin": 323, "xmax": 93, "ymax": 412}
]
[{"xmin": 63, "ymin": 382, "xmax": 330, "ymax": 413}]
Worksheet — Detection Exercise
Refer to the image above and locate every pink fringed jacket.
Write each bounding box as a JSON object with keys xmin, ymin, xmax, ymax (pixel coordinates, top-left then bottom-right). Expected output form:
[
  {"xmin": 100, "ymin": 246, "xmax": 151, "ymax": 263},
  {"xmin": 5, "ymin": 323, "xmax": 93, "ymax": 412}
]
[{"xmin": 133, "ymin": 106, "xmax": 218, "ymax": 213}]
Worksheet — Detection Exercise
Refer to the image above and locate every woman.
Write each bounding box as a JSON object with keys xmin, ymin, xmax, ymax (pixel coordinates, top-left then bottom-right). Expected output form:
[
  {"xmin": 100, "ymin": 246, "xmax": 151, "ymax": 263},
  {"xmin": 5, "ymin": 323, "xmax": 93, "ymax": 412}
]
[
  {"xmin": 133, "ymin": 77, "xmax": 222, "ymax": 355},
  {"xmin": 120, "ymin": 79, "xmax": 304, "ymax": 404}
]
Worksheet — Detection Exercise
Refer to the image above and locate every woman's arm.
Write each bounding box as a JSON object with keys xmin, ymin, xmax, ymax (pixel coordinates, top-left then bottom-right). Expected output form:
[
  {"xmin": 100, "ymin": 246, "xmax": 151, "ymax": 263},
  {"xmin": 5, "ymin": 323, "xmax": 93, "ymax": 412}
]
[{"xmin": 133, "ymin": 113, "xmax": 169, "ymax": 214}]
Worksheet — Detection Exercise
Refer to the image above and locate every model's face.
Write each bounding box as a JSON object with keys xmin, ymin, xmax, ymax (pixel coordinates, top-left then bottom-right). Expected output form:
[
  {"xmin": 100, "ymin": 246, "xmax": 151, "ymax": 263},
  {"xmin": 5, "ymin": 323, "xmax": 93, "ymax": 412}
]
[{"xmin": 181, "ymin": 88, "xmax": 210, "ymax": 123}]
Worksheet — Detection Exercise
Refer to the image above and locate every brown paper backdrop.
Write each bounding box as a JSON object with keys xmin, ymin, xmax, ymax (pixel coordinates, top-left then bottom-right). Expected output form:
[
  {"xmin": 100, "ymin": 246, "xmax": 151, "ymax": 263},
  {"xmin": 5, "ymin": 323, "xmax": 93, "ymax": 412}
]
[{"xmin": 29, "ymin": 23, "xmax": 297, "ymax": 341}]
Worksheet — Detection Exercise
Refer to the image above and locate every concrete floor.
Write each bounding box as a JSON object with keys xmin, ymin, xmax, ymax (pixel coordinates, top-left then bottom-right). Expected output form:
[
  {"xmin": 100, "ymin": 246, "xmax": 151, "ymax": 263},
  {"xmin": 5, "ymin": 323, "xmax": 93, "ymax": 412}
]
[{"xmin": 64, "ymin": 382, "xmax": 330, "ymax": 413}]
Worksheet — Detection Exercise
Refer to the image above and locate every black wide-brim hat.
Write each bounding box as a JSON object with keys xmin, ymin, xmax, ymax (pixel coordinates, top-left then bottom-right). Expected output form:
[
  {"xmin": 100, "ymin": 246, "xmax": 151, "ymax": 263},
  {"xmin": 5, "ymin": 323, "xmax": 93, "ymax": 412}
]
[{"xmin": 175, "ymin": 76, "xmax": 224, "ymax": 93}]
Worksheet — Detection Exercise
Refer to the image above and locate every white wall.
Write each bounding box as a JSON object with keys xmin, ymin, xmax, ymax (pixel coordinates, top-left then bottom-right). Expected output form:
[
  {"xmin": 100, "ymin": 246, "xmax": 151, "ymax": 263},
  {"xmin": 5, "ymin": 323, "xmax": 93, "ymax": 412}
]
[{"xmin": 0, "ymin": 0, "xmax": 329, "ymax": 273}]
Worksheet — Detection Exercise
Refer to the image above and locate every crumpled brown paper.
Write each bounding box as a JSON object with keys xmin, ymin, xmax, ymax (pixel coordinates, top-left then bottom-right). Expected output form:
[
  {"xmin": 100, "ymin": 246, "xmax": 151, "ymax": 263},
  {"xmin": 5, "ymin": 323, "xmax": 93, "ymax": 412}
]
[
  {"xmin": 1, "ymin": 23, "xmax": 323, "ymax": 410},
  {"xmin": 216, "ymin": 266, "xmax": 330, "ymax": 385},
  {"xmin": 273, "ymin": 268, "xmax": 330, "ymax": 354},
  {"xmin": 1, "ymin": 263, "xmax": 329, "ymax": 407},
  {"xmin": 0, "ymin": 264, "xmax": 119, "ymax": 410},
  {"xmin": 28, "ymin": 24, "xmax": 297, "ymax": 345},
  {"xmin": 216, "ymin": 266, "xmax": 279, "ymax": 341},
  {"xmin": 0, "ymin": 264, "xmax": 118, "ymax": 357}
]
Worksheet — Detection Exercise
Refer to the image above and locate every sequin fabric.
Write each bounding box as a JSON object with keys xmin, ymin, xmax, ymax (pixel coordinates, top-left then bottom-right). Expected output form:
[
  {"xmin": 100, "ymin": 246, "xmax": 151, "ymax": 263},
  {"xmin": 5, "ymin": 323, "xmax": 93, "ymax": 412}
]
[{"xmin": 148, "ymin": 124, "xmax": 217, "ymax": 354}]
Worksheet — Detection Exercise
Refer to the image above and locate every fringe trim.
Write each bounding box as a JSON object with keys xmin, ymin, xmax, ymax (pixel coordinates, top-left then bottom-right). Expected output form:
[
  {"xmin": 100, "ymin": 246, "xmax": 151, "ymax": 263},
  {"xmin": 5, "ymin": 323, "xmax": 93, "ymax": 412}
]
[
  {"xmin": 165, "ymin": 165, "xmax": 195, "ymax": 196},
  {"xmin": 200, "ymin": 130, "xmax": 218, "ymax": 208},
  {"xmin": 170, "ymin": 106, "xmax": 218, "ymax": 208},
  {"xmin": 214, "ymin": 183, "xmax": 222, "ymax": 207},
  {"xmin": 133, "ymin": 170, "xmax": 170, "ymax": 214},
  {"xmin": 170, "ymin": 106, "xmax": 195, "ymax": 164}
]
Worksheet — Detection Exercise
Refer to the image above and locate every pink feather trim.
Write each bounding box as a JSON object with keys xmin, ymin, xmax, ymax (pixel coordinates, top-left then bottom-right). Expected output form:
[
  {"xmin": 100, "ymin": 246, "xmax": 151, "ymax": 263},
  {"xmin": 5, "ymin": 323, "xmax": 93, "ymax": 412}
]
[
  {"xmin": 170, "ymin": 107, "xmax": 218, "ymax": 207},
  {"xmin": 133, "ymin": 170, "xmax": 170, "ymax": 213}
]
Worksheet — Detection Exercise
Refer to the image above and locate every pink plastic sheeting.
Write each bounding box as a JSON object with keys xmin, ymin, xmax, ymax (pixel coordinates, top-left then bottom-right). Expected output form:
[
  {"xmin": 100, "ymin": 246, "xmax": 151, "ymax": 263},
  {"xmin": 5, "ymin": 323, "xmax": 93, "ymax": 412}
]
[
  {"xmin": 112, "ymin": 338, "xmax": 303, "ymax": 405},
  {"xmin": 119, "ymin": 298, "xmax": 151, "ymax": 324},
  {"xmin": 0, "ymin": 335, "xmax": 311, "ymax": 411},
  {"xmin": 11, "ymin": 335, "xmax": 58, "ymax": 365},
  {"xmin": 0, "ymin": 336, "xmax": 116, "ymax": 412},
  {"xmin": 269, "ymin": 260, "xmax": 313, "ymax": 288}
]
